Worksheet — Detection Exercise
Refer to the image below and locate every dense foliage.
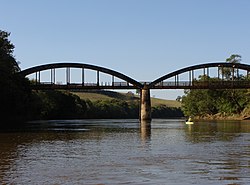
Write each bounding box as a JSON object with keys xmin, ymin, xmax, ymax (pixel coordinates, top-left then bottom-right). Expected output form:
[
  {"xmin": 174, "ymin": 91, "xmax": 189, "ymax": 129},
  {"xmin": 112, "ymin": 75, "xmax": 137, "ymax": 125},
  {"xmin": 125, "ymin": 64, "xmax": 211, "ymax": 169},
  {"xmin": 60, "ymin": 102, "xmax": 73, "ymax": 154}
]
[
  {"xmin": 30, "ymin": 90, "xmax": 182, "ymax": 119},
  {"xmin": 0, "ymin": 30, "xmax": 32, "ymax": 123},
  {"xmin": 32, "ymin": 90, "xmax": 140, "ymax": 119},
  {"xmin": 152, "ymin": 105, "xmax": 183, "ymax": 118},
  {"xmin": 181, "ymin": 55, "xmax": 250, "ymax": 119},
  {"xmin": 181, "ymin": 87, "xmax": 250, "ymax": 118}
]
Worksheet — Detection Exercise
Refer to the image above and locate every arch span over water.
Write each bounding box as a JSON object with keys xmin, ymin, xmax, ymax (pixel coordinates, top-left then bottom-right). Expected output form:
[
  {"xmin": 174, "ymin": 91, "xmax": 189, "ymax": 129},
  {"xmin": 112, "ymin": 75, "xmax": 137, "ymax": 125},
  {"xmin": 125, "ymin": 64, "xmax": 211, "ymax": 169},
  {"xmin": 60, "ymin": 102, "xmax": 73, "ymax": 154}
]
[
  {"xmin": 149, "ymin": 62, "xmax": 250, "ymax": 88},
  {"xmin": 19, "ymin": 62, "xmax": 143, "ymax": 89}
]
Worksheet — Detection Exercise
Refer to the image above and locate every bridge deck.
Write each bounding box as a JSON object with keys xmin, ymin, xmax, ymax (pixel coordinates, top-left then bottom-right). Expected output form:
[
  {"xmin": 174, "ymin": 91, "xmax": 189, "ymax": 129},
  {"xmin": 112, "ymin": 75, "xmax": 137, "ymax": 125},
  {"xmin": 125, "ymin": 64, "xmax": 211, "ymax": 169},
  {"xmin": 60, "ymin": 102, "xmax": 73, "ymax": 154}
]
[
  {"xmin": 30, "ymin": 83, "xmax": 138, "ymax": 90},
  {"xmin": 151, "ymin": 81, "xmax": 250, "ymax": 89},
  {"xmin": 30, "ymin": 80, "xmax": 250, "ymax": 90}
]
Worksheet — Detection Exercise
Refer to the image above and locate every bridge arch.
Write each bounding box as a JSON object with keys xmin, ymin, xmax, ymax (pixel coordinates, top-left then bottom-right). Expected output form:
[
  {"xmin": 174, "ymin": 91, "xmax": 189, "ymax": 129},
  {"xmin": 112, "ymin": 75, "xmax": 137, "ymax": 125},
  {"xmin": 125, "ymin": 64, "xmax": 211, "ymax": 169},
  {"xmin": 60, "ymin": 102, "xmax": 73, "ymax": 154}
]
[
  {"xmin": 149, "ymin": 62, "xmax": 250, "ymax": 88},
  {"xmin": 19, "ymin": 62, "xmax": 143, "ymax": 89}
]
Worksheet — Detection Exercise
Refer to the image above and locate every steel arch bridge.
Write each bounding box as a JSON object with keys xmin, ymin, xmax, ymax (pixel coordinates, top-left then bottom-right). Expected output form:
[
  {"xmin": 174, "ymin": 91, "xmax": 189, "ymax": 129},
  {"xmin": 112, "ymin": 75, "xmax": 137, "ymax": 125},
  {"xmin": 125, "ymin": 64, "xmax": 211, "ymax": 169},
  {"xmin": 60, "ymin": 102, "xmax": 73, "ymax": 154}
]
[
  {"xmin": 149, "ymin": 62, "xmax": 250, "ymax": 89},
  {"xmin": 19, "ymin": 62, "xmax": 250, "ymax": 90},
  {"xmin": 19, "ymin": 62, "xmax": 143, "ymax": 90},
  {"xmin": 19, "ymin": 62, "xmax": 250, "ymax": 121}
]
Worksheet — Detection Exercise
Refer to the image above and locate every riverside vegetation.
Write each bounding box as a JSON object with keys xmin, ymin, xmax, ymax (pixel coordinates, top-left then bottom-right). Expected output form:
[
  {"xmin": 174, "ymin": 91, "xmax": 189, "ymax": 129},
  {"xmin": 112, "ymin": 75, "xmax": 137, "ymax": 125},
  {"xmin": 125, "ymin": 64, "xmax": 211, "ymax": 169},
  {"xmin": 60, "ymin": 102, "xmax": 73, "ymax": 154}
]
[{"xmin": 180, "ymin": 54, "xmax": 250, "ymax": 120}]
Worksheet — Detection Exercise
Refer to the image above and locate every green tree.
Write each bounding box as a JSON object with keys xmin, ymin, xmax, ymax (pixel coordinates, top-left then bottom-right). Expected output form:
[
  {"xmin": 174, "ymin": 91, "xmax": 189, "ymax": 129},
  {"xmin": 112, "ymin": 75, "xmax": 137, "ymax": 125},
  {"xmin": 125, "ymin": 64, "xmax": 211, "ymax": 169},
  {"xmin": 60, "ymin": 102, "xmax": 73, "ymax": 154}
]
[
  {"xmin": 220, "ymin": 54, "xmax": 241, "ymax": 80},
  {"xmin": 226, "ymin": 54, "xmax": 241, "ymax": 64},
  {"xmin": 0, "ymin": 30, "xmax": 32, "ymax": 124},
  {"xmin": 181, "ymin": 88, "xmax": 218, "ymax": 117},
  {"xmin": 181, "ymin": 74, "xmax": 250, "ymax": 118},
  {"xmin": 0, "ymin": 31, "xmax": 20, "ymax": 74}
]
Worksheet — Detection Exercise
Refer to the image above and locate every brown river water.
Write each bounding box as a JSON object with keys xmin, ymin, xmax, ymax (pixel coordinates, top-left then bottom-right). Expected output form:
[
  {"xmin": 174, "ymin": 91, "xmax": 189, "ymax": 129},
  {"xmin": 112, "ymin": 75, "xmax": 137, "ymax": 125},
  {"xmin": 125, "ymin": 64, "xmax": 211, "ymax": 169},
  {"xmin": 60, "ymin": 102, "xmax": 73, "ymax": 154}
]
[{"xmin": 0, "ymin": 119, "xmax": 249, "ymax": 185}]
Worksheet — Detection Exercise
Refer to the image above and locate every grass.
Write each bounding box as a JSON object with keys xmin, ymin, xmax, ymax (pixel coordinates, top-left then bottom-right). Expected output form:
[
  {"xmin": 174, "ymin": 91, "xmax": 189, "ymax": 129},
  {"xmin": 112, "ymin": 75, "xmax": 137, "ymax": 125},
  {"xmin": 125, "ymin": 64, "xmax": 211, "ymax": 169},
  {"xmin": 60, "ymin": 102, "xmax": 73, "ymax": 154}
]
[
  {"xmin": 73, "ymin": 92, "xmax": 114, "ymax": 101},
  {"xmin": 72, "ymin": 90, "xmax": 181, "ymax": 108},
  {"xmin": 150, "ymin": 97, "xmax": 181, "ymax": 107}
]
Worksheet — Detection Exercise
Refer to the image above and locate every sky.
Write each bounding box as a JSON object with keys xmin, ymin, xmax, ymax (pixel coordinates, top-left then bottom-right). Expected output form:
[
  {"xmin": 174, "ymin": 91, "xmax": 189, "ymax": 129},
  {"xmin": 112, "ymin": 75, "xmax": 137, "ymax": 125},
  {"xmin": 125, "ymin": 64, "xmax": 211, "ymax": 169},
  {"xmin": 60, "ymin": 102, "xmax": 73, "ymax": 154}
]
[{"xmin": 1, "ymin": 0, "xmax": 250, "ymax": 99}]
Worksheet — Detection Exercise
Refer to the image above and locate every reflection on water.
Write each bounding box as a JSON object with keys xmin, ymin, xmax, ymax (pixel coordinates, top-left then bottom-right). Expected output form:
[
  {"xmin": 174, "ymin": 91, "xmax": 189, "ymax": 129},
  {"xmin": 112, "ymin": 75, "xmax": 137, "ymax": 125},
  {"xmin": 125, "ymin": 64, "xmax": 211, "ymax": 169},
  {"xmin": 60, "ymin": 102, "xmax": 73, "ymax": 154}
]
[
  {"xmin": 0, "ymin": 119, "xmax": 249, "ymax": 184},
  {"xmin": 185, "ymin": 120, "xmax": 250, "ymax": 143},
  {"xmin": 140, "ymin": 120, "xmax": 151, "ymax": 144}
]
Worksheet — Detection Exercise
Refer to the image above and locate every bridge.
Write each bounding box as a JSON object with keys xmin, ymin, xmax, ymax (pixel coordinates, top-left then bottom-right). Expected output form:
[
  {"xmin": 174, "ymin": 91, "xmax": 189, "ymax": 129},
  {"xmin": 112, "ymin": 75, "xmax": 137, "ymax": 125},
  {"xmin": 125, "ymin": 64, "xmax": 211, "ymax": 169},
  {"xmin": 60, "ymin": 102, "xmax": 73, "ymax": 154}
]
[{"xmin": 19, "ymin": 62, "xmax": 250, "ymax": 121}]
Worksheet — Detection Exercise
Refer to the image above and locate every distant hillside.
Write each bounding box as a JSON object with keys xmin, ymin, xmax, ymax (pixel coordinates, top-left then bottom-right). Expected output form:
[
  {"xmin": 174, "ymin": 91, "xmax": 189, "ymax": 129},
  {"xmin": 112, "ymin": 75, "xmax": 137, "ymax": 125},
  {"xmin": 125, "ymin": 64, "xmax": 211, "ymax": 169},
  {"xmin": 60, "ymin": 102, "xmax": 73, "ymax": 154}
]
[
  {"xmin": 72, "ymin": 90, "xmax": 181, "ymax": 108},
  {"xmin": 150, "ymin": 97, "xmax": 181, "ymax": 107}
]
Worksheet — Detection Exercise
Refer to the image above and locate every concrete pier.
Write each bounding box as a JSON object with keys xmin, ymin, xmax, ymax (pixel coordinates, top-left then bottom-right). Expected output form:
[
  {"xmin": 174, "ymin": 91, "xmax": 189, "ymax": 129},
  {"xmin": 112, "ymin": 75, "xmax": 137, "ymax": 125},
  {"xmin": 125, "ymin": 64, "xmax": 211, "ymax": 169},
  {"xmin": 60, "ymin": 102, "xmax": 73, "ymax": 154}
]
[{"xmin": 140, "ymin": 86, "xmax": 152, "ymax": 121}]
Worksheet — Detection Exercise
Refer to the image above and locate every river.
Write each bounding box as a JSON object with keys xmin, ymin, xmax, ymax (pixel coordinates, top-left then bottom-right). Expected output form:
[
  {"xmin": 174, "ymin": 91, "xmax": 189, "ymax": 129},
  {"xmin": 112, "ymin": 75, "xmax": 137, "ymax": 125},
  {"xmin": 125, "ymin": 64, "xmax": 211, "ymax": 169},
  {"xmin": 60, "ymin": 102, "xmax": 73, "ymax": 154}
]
[{"xmin": 0, "ymin": 119, "xmax": 249, "ymax": 185}]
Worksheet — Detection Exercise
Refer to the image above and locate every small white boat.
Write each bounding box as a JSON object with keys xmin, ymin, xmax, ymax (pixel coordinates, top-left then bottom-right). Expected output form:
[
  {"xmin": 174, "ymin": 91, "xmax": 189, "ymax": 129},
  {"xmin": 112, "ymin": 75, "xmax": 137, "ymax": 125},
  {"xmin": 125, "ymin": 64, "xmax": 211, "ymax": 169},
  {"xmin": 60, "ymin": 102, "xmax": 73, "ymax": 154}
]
[{"xmin": 185, "ymin": 117, "xmax": 194, "ymax": 124}]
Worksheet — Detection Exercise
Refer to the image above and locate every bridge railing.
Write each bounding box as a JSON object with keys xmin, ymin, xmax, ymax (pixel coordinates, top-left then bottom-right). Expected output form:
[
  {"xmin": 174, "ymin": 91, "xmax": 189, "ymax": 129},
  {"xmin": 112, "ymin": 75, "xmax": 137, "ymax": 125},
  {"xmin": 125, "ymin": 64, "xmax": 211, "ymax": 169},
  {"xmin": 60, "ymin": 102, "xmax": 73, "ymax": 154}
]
[
  {"xmin": 30, "ymin": 81, "xmax": 138, "ymax": 90},
  {"xmin": 152, "ymin": 80, "xmax": 250, "ymax": 89},
  {"xmin": 31, "ymin": 80, "xmax": 250, "ymax": 89}
]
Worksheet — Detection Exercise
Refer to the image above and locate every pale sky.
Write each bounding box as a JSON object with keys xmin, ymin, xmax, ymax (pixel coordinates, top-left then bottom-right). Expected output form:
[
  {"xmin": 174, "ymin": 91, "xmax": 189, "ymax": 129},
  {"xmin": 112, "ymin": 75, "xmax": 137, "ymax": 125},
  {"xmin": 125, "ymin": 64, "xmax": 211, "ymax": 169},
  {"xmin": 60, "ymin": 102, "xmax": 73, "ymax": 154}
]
[{"xmin": 1, "ymin": 0, "xmax": 250, "ymax": 99}]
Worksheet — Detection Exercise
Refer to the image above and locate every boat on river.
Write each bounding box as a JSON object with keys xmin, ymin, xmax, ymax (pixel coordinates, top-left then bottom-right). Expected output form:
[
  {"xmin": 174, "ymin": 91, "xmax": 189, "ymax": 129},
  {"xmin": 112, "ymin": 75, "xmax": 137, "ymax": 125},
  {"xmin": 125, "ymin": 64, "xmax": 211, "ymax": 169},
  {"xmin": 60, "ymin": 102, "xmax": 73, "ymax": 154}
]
[{"xmin": 186, "ymin": 117, "xmax": 194, "ymax": 124}]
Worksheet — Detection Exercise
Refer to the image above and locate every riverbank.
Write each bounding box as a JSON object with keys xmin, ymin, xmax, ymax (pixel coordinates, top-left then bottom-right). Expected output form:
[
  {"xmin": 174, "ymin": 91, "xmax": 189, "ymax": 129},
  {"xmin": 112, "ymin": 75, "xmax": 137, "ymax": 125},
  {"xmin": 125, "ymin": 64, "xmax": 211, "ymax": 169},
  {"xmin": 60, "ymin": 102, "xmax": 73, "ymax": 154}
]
[{"xmin": 194, "ymin": 110, "xmax": 250, "ymax": 121}]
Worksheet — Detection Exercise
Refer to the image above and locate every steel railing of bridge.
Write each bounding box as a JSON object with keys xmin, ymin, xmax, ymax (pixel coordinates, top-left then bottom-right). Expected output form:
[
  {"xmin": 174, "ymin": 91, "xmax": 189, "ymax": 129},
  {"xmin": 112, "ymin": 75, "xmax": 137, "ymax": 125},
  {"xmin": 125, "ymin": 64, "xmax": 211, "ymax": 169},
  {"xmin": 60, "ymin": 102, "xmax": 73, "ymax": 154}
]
[
  {"xmin": 151, "ymin": 80, "xmax": 250, "ymax": 89},
  {"xmin": 30, "ymin": 81, "xmax": 138, "ymax": 90},
  {"xmin": 29, "ymin": 80, "xmax": 250, "ymax": 90}
]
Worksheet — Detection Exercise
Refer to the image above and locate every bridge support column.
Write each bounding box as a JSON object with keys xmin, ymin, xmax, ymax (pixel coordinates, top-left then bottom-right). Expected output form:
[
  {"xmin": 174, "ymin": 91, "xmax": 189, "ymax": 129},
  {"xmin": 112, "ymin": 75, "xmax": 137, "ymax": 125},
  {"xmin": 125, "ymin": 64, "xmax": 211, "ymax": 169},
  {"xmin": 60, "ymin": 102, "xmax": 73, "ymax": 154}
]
[{"xmin": 140, "ymin": 86, "xmax": 152, "ymax": 121}]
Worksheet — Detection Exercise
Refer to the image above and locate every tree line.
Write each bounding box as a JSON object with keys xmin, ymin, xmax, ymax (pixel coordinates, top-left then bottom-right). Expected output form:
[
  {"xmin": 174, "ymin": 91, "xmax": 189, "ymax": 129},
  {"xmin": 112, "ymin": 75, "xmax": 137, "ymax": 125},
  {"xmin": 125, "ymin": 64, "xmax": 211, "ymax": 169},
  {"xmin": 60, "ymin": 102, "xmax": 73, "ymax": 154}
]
[{"xmin": 180, "ymin": 54, "xmax": 250, "ymax": 120}]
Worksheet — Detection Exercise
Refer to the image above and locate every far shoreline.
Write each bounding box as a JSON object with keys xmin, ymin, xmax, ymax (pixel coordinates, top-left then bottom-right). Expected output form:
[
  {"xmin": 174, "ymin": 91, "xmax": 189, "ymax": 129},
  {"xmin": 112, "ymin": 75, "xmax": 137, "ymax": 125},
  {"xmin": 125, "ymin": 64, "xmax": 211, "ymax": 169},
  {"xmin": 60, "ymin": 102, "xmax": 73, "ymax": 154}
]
[{"xmin": 194, "ymin": 114, "xmax": 250, "ymax": 121}]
